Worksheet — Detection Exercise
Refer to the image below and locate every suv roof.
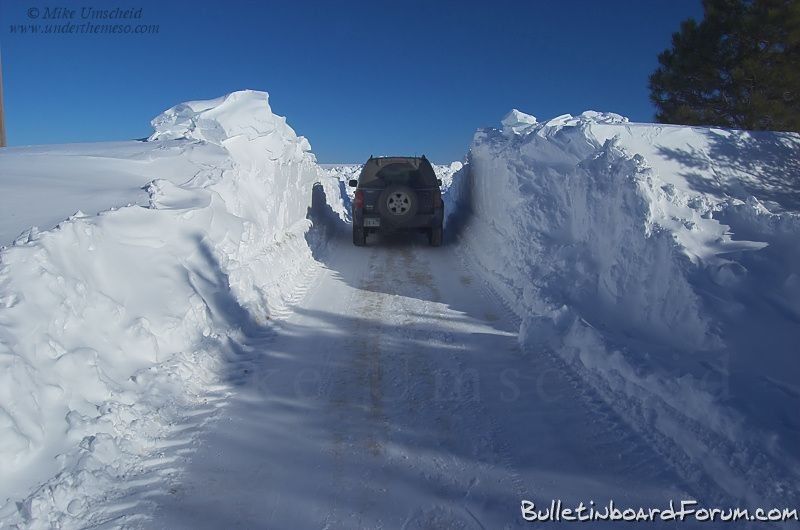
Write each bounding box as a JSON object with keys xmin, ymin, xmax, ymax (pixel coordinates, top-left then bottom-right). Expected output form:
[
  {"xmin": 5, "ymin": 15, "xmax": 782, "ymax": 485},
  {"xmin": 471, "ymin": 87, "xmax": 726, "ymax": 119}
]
[
  {"xmin": 358, "ymin": 155, "xmax": 437, "ymax": 188},
  {"xmin": 368, "ymin": 155, "xmax": 426, "ymax": 162}
]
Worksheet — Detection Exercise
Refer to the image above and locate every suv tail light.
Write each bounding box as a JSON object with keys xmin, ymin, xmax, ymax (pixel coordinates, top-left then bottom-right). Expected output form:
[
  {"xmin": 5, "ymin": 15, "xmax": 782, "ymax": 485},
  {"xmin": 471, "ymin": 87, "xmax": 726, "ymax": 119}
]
[{"xmin": 354, "ymin": 189, "xmax": 364, "ymax": 210}]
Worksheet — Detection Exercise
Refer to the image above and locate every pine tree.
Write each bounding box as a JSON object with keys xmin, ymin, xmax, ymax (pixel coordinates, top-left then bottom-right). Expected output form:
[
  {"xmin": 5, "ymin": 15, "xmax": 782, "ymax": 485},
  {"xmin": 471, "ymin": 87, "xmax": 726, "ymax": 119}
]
[{"xmin": 650, "ymin": 0, "xmax": 800, "ymax": 131}]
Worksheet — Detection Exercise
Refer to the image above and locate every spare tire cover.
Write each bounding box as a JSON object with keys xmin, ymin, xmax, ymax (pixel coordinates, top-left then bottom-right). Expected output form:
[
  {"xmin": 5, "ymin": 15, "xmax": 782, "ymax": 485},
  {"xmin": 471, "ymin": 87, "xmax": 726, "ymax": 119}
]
[{"xmin": 378, "ymin": 185, "xmax": 419, "ymax": 226}]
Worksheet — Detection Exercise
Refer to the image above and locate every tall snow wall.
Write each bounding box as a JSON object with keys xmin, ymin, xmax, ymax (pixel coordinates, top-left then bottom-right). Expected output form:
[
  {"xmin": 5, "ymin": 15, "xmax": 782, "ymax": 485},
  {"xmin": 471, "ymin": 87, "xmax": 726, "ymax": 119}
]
[
  {"xmin": 0, "ymin": 90, "xmax": 327, "ymax": 525},
  {"xmin": 447, "ymin": 110, "xmax": 800, "ymax": 506}
]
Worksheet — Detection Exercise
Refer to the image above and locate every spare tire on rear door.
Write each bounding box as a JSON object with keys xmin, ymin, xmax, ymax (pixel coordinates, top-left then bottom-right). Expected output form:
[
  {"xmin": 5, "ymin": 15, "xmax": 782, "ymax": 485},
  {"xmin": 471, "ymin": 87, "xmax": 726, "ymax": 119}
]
[{"xmin": 378, "ymin": 184, "xmax": 419, "ymax": 227}]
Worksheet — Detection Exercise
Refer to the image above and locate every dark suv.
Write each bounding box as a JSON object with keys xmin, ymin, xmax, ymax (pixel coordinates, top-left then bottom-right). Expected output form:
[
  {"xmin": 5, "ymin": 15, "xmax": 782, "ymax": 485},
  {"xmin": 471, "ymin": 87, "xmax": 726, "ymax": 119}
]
[{"xmin": 349, "ymin": 156, "xmax": 444, "ymax": 247}]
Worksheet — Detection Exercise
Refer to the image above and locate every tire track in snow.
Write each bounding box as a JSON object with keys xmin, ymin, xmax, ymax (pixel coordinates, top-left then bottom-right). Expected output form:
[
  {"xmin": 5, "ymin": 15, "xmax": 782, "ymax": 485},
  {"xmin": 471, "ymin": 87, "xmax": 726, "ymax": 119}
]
[
  {"xmin": 322, "ymin": 247, "xmax": 392, "ymax": 528},
  {"xmin": 312, "ymin": 238, "xmax": 524, "ymax": 528},
  {"xmin": 388, "ymin": 242, "xmax": 525, "ymax": 528}
]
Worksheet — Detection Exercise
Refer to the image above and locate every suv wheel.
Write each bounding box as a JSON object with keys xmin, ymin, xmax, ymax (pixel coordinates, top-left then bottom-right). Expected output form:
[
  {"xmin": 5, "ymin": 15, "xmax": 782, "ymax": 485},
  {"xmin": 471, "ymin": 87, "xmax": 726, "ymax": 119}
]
[
  {"xmin": 429, "ymin": 226, "xmax": 443, "ymax": 247},
  {"xmin": 353, "ymin": 226, "xmax": 367, "ymax": 246}
]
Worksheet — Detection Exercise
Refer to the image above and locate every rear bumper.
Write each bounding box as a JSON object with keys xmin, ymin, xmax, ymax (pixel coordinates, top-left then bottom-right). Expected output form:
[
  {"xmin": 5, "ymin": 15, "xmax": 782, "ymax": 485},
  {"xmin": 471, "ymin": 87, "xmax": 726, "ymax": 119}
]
[{"xmin": 354, "ymin": 208, "xmax": 443, "ymax": 230}]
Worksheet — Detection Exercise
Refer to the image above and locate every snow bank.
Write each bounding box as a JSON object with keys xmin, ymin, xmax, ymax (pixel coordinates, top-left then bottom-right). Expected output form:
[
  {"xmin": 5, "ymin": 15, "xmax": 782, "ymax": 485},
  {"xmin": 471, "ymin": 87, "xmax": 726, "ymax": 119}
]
[
  {"xmin": 0, "ymin": 90, "xmax": 336, "ymax": 526},
  {"xmin": 450, "ymin": 110, "xmax": 800, "ymax": 506},
  {"xmin": 461, "ymin": 111, "xmax": 715, "ymax": 349},
  {"xmin": 0, "ymin": 141, "xmax": 229, "ymax": 246}
]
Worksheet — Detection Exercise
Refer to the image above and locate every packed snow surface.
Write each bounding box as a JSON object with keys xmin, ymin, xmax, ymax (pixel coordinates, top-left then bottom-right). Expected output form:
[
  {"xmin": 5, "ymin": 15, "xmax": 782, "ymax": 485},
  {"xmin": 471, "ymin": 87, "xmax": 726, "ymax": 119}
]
[{"xmin": 0, "ymin": 93, "xmax": 798, "ymax": 528}]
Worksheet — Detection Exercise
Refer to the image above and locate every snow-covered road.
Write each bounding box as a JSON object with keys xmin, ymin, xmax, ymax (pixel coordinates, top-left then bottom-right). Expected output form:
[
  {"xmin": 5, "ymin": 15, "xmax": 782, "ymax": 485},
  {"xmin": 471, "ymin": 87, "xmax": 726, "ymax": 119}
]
[{"xmin": 141, "ymin": 230, "xmax": 692, "ymax": 529}]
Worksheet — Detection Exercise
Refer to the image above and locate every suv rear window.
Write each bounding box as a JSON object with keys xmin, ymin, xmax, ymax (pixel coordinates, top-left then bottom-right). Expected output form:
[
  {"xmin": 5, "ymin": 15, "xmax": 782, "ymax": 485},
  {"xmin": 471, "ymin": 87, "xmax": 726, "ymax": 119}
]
[{"xmin": 358, "ymin": 158, "xmax": 438, "ymax": 188}]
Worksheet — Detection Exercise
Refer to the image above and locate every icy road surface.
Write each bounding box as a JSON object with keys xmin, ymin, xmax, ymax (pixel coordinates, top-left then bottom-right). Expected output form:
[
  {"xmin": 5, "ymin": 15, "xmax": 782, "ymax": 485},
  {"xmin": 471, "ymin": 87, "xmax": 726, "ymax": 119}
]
[{"xmin": 140, "ymin": 230, "xmax": 693, "ymax": 529}]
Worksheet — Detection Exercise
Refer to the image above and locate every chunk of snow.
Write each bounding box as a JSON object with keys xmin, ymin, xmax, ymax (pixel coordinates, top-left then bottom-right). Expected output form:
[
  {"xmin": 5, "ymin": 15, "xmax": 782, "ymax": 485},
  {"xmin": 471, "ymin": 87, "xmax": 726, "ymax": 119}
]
[{"xmin": 500, "ymin": 109, "xmax": 538, "ymax": 136}]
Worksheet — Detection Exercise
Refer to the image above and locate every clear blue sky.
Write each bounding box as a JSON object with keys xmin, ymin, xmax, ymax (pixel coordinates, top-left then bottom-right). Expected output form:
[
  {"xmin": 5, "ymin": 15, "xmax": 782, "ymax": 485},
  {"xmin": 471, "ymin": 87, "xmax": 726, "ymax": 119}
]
[{"xmin": 1, "ymin": 0, "xmax": 703, "ymax": 163}]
